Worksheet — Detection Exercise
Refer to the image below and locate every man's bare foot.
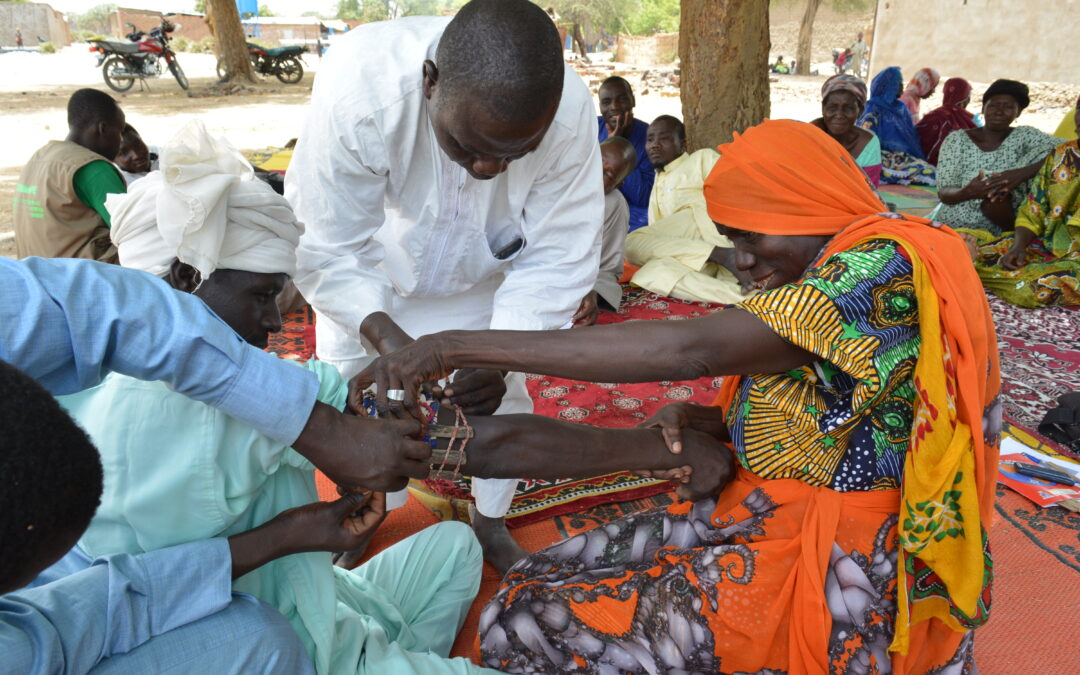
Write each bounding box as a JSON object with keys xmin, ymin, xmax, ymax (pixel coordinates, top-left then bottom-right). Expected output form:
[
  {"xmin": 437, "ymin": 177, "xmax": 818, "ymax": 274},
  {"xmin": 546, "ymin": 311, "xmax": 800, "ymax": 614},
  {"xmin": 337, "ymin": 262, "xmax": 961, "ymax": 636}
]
[{"xmin": 469, "ymin": 504, "xmax": 529, "ymax": 576}]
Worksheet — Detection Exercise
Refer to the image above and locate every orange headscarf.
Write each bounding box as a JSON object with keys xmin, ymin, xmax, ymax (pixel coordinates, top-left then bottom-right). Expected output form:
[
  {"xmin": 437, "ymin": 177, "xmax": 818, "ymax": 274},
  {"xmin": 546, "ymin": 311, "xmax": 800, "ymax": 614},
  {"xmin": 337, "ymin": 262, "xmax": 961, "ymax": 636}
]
[{"xmin": 706, "ymin": 120, "xmax": 1000, "ymax": 654}]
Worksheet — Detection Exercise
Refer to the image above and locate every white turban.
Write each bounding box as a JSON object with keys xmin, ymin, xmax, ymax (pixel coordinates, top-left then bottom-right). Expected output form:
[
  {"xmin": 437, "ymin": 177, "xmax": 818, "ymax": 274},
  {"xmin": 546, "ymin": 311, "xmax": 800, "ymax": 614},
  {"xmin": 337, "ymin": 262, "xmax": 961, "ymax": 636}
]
[{"xmin": 106, "ymin": 120, "xmax": 302, "ymax": 279}]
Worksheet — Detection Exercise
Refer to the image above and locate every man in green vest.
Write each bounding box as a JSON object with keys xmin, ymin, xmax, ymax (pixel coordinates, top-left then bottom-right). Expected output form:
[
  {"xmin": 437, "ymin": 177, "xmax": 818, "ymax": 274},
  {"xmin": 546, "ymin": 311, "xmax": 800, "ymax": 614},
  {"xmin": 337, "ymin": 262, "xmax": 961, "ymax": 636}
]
[{"xmin": 14, "ymin": 88, "xmax": 127, "ymax": 262}]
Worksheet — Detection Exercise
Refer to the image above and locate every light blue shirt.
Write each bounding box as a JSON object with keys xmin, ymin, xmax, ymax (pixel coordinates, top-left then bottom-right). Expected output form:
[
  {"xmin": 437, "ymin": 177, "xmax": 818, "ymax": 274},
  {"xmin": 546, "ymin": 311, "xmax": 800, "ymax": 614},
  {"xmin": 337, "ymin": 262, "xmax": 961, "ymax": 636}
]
[
  {"xmin": 0, "ymin": 256, "xmax": 319, "ymax": 445},
  {"xmin": 1, "ymin": 539, "xmax": 232, "ymax": 673}
]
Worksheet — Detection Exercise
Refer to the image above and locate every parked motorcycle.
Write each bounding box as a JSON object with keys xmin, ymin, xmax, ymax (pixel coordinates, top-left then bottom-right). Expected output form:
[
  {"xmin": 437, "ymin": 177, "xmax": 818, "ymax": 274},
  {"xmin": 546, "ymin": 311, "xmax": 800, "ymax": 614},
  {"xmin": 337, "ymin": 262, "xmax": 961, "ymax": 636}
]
[
  {"xmin": 216, "ymin": 43, "xmax": 306, "ymax": 84},
  {"xmin": 89, "ymin": 20, "xmax": 188, "ymax": 92}
]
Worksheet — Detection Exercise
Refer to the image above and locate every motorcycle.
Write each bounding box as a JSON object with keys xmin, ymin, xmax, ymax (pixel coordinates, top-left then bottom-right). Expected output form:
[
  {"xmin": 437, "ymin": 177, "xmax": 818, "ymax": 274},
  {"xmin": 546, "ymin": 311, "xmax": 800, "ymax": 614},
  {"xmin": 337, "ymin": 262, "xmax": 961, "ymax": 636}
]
[
  {"xmin": 89, "ymin": 20, "xmax": 188, "ymax": 92},
  {"xmin": 216, "ymin": 42, "xmax": 306, "ymax": 84}
]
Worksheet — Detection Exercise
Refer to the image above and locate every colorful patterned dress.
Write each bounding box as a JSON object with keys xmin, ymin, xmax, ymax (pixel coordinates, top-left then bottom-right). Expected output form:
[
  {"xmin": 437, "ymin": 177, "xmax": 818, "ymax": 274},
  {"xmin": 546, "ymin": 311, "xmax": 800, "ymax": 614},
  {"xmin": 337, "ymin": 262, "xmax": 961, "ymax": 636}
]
[
  {"xmin": 857, "ymin": 111, "xmax": 938, "ymax": 187},
  {"xmin": 479, "ymin": 239, "xmax": 980, "ymax": 674},
  {"xmin": 967, "ymin": 139, "xmax": 1080, "ymax": 306}
]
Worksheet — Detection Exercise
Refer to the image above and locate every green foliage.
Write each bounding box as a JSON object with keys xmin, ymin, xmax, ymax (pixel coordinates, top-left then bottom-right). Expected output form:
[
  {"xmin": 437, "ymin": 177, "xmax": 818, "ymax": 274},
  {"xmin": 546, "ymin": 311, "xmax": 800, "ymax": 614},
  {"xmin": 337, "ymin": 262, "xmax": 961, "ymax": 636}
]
[
  {"xmin": 194, "ymin": 0, "xmax": 205, "ymax": 13},
  {"xmin": 337, "ymin": 0, "xmax": 389, "ymax": 20},
  {"xmin": 180, "ymin": 36, "xmax": 216, "ymax": 54},
  {"xmin": 258, "ymin": 4, "xmax": 275, "ymax": 16},
  {"xmin": 769, "ymin": 0, "xmax": 873, "ymax": 13},
  {"xmin": 71, "ymin": 29, "xmax": 104, "ymax": 42},
  {"xmin": 336, "ymin": 0, "xmax": 360, "ymax": 19},
  {"xmin": 69, "ymin": 3, "xmax": 117, "ymax": 35},
  {"xmin": 39, "ymin": 41, "xmax": 57, "ymax": 53},
  {"xmin": 539, "ymin": 0, "xmax": 681, "ymax": 37},
  {"xmin": 624, "ymin": 0, "xmax": 679, "ymax": 35},
  {"xmin": 828, "ymin": 0, "xmax": 873, "ymax": 12},
  {"xmin": 400, "ymin": 0, "xmax": 441, "ymax": 15}
]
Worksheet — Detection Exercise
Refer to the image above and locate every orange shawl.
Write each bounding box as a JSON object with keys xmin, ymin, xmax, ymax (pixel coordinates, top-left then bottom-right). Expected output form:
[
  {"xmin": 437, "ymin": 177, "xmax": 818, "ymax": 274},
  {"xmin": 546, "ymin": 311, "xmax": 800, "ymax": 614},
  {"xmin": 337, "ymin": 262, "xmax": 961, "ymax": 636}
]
[{"xmin": 704, "ymin": 120, "xmax": 1000, "ymax": 656}]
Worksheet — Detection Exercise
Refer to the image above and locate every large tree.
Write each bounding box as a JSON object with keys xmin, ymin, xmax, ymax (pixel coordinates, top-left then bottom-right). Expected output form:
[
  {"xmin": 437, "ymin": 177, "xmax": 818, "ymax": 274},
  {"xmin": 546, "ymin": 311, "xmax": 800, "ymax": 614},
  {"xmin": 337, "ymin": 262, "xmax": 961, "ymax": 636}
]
[
  {"xmin": 206, "ymin": 0, "xmax": 254, "ymax": 82},
  {"xmin": 679, "ymin": 0, "xmax": 770, "ymax": 151},
  {"xmin": 795, "ymin": 0, "xmax": 822, "ymax": 75}
]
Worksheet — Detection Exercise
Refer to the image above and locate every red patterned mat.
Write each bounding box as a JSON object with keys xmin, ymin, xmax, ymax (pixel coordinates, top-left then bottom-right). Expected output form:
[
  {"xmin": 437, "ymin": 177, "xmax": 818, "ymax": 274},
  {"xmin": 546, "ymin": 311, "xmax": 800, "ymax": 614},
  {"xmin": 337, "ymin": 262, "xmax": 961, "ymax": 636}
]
[
  {"xmin": 987, "ymin": 293, "xmax": 1080, "ymax": 459},
  {"xmin": 267, "ymin": 288, "xmax": 726, "ymax": 527}
]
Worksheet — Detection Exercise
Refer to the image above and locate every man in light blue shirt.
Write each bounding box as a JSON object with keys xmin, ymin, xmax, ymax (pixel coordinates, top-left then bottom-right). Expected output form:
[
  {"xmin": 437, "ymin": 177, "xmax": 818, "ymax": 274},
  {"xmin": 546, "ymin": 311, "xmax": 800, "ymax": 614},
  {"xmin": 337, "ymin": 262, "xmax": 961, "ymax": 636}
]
[
  {"xmin": 0, "ymin": 356, "xmax": 389, "ymax": 673},
  {"xmin": 0, "ymin": 255, "xmax": 434, "ymax": 672},
  {"xmin": 1, "ymin": 256, "xmax": 432, "ymax": 491}
]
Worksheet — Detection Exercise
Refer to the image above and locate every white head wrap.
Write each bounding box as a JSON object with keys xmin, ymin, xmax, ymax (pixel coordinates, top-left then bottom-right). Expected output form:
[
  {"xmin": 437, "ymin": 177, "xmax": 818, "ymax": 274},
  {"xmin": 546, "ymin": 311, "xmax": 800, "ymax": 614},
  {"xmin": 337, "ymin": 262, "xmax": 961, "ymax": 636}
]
[{"xmin": 106, "ymin": 120, "xmax": 302, "ymax": 279}]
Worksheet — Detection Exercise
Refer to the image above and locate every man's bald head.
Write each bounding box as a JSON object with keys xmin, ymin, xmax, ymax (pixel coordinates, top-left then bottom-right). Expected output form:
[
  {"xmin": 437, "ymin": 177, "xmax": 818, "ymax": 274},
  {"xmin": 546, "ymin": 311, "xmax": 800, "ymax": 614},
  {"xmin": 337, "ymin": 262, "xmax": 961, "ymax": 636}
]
[
  {"xmin": 433, "ymin": 0, "xmax": 564, "ymax": 125},
  {"xmin": 423, "ymin": 0, "xmax": 565, "ymax": 180},
  {"xmin": 600, "ymin": 136, "xmax": 637, "ymax": 194}
]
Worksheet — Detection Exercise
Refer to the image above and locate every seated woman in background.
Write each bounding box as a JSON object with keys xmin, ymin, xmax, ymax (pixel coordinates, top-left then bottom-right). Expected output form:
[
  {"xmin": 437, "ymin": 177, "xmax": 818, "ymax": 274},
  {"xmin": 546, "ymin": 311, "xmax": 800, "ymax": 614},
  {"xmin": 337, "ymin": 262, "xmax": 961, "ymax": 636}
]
[
  {"xmin": 936, "ymin": 79, "xmax": 1064, "ymax": 234},
  {"xmin": 898, "ymin": 67, "xmax": 940, "ymax": 123},
  {"xmin": 917, "ymin": 77, "xmax": 977, "ymax": 165},
  {"xmin": 970, "ymin": 95, "xmax": 1080, "ymax": 307},
  {"xmin": 812, "ymin": 73, "xmax": 882, "ymax": 186},
  {"xmin": 1055, "ymin": 105, "xmax": 1078, "ymax": 141},
  {"xmin": 363, "ymin": 120, "xmax": 1001, "ymax": 675},
  {"xmin": 858, "ymin": 66, "xmax": 937, "ymax": 186}
]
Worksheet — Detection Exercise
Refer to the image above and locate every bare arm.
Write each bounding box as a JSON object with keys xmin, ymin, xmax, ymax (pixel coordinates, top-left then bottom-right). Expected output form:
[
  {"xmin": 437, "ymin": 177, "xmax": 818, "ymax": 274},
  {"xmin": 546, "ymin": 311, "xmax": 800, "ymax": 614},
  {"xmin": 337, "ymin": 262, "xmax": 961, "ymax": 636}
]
[
  {"xmin": 452, "ymin": 412, "xmax": 736, "ymax": 501},
  {"xmin": 356, "ymin": 307, "xmax": 813, "ymax": 415}
]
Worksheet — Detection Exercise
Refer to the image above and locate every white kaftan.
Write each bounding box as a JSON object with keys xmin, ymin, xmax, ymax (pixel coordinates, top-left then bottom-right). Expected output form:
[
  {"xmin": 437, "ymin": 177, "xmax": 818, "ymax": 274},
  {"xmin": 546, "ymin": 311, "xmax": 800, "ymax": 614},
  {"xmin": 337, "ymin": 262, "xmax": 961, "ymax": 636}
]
[{"xmin": 286, "ymin": 17, "xmax": 604, "ymax": 516}]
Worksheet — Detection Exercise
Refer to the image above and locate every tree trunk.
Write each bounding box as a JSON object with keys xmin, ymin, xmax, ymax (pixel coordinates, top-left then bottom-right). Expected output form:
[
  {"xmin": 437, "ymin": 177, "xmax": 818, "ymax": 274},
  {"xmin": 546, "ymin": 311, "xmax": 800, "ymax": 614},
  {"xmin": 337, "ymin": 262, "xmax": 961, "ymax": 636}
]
[
  {"xmin": 795, "ymin": 0, "xmax": 822, "ymax": 76},
  {"xmin": 679, "ymin": 0, "xmax": 770, "ymax": 152},
  {"xmin": 207, "ymin": 0, "xmax": 255, "ymax": 82}
]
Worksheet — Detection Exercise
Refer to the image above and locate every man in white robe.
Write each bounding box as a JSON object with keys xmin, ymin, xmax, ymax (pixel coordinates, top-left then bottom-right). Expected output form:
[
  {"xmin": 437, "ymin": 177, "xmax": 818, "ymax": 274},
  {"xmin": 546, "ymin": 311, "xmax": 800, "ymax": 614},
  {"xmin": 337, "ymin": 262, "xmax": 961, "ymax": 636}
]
[{"xmin": 285, "ymin": 0, "xmax": 603, "ymax": 571}]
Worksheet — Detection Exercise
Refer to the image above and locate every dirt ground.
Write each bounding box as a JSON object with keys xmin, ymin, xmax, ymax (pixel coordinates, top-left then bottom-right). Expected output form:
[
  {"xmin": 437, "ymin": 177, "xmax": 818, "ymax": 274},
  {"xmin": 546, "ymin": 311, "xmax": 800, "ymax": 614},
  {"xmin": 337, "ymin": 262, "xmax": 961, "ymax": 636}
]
[{"xmin": 1, "ymin": 34, "xmax": 1075, "ymax": 259}]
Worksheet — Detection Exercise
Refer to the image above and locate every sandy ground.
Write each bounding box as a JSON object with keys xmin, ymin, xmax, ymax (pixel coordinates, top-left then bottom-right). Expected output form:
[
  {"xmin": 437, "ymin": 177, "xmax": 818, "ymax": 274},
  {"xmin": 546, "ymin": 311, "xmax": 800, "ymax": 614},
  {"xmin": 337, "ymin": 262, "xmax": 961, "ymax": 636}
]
[{"xmin": 1, "ymin": 42, "xmax": 1073, "ymax": 259}]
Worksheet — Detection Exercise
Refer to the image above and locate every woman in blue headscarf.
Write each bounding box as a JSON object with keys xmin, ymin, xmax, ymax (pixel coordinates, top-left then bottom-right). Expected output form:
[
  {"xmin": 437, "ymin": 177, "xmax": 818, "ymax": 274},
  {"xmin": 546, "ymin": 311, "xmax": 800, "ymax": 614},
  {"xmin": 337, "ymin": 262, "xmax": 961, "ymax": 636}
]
[{"xmin": 857, "ymin": 66, "xmax": 937, "ymax": 186}]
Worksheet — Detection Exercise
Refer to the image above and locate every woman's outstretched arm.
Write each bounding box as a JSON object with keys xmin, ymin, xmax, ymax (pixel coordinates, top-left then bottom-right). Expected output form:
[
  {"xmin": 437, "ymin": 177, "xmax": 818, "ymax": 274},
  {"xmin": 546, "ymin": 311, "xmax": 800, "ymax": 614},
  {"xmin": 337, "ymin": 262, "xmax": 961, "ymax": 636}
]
[{"xmin": 356, "ymin": 307, "xmax": 812, "ymax": 416}]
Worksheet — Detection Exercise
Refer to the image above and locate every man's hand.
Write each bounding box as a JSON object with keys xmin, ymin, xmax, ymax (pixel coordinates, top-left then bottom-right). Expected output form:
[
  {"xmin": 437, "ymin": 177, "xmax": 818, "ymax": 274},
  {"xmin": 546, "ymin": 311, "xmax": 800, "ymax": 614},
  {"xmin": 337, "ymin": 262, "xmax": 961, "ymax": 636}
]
[
  {"xmin": 434, "ymin": 368, "xmax": 507, "ymax": 415},
  {"xmin": 228, "ymin": 492, "xmax": 388, "ymax": 579},
  {"xmin": 606, "ymin": 111, "xmax": 633, "ymax": 138},
  {"xmin": 352, "ymin": 335, "xmax": 459, "ymax": 419},
  {"xmin": 572, "ymin": 291, "xmax": 599, "ymax": 327},
  {"xmin": 277, "ymin": 491, "xmax": 387, "ymax": 554},
  {"xmin": 292, "ymin": 402, "xmax": 433, "ymax": 491}
]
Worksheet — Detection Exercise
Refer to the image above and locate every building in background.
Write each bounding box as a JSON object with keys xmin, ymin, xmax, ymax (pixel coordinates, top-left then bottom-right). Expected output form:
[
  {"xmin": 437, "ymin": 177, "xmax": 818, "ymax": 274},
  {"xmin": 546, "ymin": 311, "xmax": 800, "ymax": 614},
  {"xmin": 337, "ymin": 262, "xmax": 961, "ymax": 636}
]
[
  {"xmin": 870, "ymin": 0, "xmax": 1079, "ymax": 84},
  {"xmin": 108, "ymin": 7, "xmax": 212, "ymax": 42},
  {"xmin": 0, "ymin": 1, "xmax": 71, "ymax": 48}
]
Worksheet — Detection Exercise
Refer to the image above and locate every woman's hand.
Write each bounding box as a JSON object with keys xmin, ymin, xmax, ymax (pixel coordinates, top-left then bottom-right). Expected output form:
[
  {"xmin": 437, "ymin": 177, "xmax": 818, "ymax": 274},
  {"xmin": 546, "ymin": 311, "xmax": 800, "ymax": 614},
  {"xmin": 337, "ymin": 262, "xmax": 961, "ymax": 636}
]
[
  {"xmin": 671, "ymin": 428, "xmax": 737, "ymax": 502},
  {"xmin": 638, "ymin": 402, "xmax": 730, "ymax": 454},
  {"xmin": 958, "ymin": 232, "xmax": 980, "ymax": 262},
  {"xmin": 999, "ymin": 245, "xmax": 1028, "ymax": 270},
  {"xmin": 961, "ymin": 171, "xmax": 1009, "ymax": 201},
  {"xmin": 351, "ymin": 334, "xmax": 458, "ymax": 420},
  {"xmin": 633, "ymin": 402, "xmax": 731, "ymax": 484}
]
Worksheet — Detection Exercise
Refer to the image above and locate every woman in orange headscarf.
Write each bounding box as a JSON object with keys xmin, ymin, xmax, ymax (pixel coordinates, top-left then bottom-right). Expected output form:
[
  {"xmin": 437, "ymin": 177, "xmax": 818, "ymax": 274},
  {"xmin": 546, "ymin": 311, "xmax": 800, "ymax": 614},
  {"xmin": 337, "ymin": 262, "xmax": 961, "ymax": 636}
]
[{"xmin": 360, "ymin": 119, "xmax": 1000, "ymax": 674}]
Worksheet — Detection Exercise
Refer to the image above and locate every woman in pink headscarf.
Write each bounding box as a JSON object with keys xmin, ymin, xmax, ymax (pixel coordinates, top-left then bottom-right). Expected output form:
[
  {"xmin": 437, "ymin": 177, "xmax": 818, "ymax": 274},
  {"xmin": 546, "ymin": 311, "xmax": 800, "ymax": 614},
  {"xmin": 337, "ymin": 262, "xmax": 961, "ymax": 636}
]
[
  {"xmin": 899, "ymin": 67, "xmax": 940, "ymax": 123},
  {"xmin": 916, "ymin": 77, "xmax": 976, "ymax": 165}
]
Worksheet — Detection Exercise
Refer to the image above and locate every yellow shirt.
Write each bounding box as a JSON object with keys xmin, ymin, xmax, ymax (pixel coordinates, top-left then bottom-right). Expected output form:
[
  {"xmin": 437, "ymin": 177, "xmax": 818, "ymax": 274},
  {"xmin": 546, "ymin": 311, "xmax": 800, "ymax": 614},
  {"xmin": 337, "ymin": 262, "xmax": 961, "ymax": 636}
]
[
  {"xmin": 1054, "ymin": 110, "xmax": 1078, "ymax": 141},
  {"xmin": 647, "ymin": 148, "xmax": 721, "ymax": 240}
]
